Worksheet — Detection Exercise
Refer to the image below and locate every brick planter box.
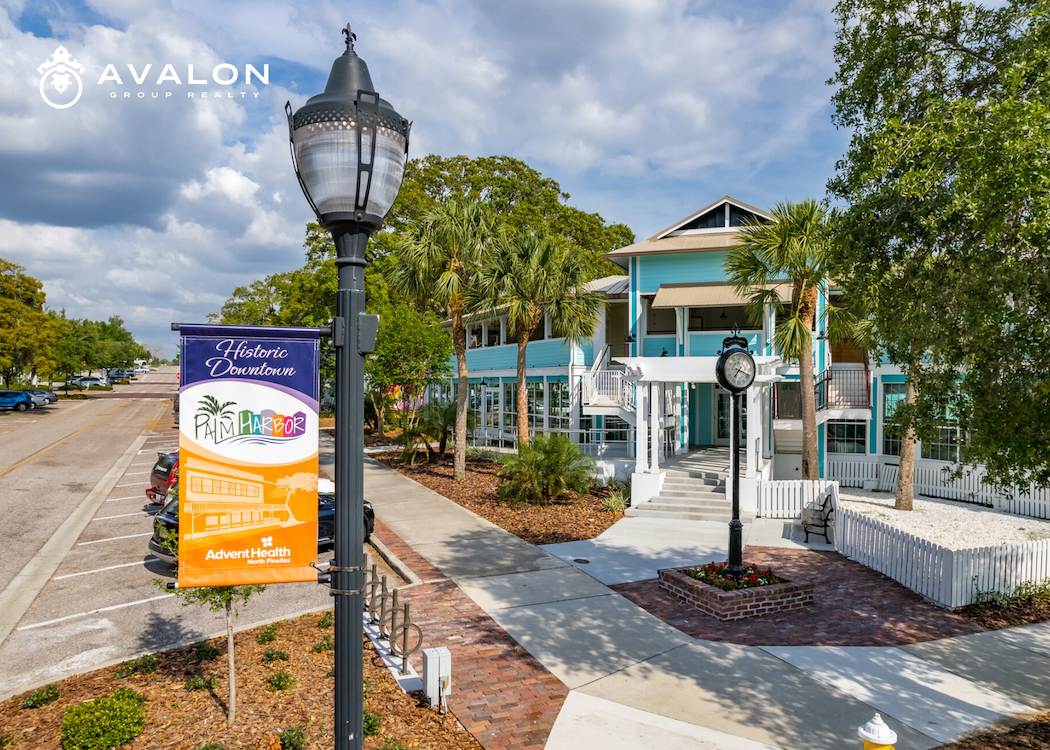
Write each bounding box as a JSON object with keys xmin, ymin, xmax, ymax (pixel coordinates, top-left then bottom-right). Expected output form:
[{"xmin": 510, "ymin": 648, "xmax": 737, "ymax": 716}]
[{"xmin": 658, "ymin": 566, "xmax": 814, "ymax": 621}]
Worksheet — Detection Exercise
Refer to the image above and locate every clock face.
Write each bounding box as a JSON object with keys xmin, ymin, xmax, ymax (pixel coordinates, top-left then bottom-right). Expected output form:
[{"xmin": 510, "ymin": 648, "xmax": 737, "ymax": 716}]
[{"xmin": 724, "ymin": 350, "xmax": 755, "ymax": 390}]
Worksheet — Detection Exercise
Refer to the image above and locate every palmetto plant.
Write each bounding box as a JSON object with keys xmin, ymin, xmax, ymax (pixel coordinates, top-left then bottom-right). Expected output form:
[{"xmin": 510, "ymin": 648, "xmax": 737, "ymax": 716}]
[{"xmin": 496, "ymin": 433, "xmax": 595, "ymax": 506}]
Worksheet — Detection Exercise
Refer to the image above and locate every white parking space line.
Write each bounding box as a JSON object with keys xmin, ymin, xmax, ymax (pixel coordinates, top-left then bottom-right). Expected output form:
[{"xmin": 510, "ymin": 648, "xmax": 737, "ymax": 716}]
[
  {"xmin": 53, "ymin": 560, "xmax": 152, "ymax": 580},
  {"xmin": 77, "ymin": 532, "xmax": 152, "ymax": 546},
  {"xmin": 121, "ymin": 471, "xmax": 151, "ymax": 475},
  {"xmin": 17, "ymin": 594, "xmax": 175, "ymax": 631},
  {"xmin": 105, "ymin": 496, "xmax": 146, "ymax": 502},
  {"xmin": 115, "ymin": 483, "xmax": 142, "ymax": 488},
  {"xmin": 94, "ymin": 512, "xmax": 155, "ymax": 521}
]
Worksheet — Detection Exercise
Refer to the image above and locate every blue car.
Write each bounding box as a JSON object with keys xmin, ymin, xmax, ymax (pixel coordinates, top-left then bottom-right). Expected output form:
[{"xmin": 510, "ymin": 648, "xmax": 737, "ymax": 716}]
[{"xmin": 0, "ymin": 391, "xmax": 32, "ymax": 412}]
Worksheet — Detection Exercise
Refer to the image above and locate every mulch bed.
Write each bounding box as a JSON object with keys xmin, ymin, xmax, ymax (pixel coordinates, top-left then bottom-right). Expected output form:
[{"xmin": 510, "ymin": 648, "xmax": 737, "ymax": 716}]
[
  {"xmin": 955, "ymin": 598, "xmax": 1050, "ymax": 631},
  {"xmin": 370, "ymin": 453, "xmax": 623, "ymax": 545},
  {"xmin": 0, "ymin": 613, "xmax": 480, "ymax": 750},
  {"xmin": 611, "ymin": 547, "xmax": 987, "ymax": 646},
  {"xmin": 931, "ymin": 713, "xmax": 1050, "ymax": 749}
]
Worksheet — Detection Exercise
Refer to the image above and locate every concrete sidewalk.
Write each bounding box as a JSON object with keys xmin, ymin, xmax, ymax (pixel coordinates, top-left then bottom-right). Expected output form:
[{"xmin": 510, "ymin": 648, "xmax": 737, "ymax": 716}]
[{"xmin": 356, "ymin": 448, "xmax": 1050, "ymax": 750}]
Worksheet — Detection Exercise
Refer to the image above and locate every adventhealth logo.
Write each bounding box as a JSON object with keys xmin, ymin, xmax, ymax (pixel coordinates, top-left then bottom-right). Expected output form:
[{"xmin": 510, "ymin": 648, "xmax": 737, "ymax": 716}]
[
  {"xmin": 37, "ymin": 44, "xmax": 269, "ymax": 109},
  {"xmin": 205, "ymin": 539, "xmax": 291, "ymax": 563}
]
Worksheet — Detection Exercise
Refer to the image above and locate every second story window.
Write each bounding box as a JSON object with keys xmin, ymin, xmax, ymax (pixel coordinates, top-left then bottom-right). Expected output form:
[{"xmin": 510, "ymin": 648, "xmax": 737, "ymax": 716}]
[
  {"xmin": 647, "ymin": 306, "xmax": 676, "ymax": 335},
  {"xmin": 486, "ymin": 321, "xmax": 501, "ymax": 347},
  {"xmin": 468, "ymin": 325, "xmax": 482, "ymax": 349}
]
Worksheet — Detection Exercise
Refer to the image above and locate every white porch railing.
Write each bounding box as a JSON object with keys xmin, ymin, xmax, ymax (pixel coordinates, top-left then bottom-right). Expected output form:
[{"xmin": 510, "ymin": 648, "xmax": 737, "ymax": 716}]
[
  {"xmin": 757, "ymin": 479, "xmax": 839, "ymax": 519},
  {"xmin": 582, "ymin": 368, "xmax": 636, "ymax": 412},
  {"xmin": 835, "ymin": 507, "xmax": 1050, "ymax": 608},
  {"xmin": 826, "ymin": 458, "xmax": 879, "ymax": 488},
  {"xmin": 466, "ymin": 426, "xmax": 635, "ymax": 461}
]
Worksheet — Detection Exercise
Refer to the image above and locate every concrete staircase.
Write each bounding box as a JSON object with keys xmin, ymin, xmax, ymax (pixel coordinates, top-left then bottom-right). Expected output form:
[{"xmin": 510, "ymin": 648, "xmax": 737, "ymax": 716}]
[{"xmin": 625, "ymin": 466, "xmax": 731, "ymax": 522}]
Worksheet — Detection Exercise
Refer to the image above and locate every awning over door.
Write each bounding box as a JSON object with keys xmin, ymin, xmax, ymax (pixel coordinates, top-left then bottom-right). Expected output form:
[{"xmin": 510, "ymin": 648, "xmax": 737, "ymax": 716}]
[{"xmin": 651, "ymin": 281, "xmax": 791, "ymax": 309}]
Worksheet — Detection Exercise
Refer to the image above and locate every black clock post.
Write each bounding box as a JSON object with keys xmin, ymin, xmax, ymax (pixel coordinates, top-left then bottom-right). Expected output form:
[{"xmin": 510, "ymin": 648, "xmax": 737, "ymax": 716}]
[{"xmin": 715, "ymin": 327, "xmax": 756, "ymax": 579}]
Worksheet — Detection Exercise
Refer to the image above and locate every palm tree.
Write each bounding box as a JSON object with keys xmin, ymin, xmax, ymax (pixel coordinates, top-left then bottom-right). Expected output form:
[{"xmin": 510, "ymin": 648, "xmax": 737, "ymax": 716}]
[
  {"xmin": 726, "ymin": 199, "xmax": 844, "ymax": 481},
  {"xmin": 388, "ymin": 198, "xmax": 492, "ymax": 480},
  {"xmin": 474, "ymin": 230, "xmax": 602, "ymax": 446}
]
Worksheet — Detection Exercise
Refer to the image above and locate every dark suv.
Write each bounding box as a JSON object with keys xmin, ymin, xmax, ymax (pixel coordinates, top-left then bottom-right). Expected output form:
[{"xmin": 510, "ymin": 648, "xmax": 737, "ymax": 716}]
[
  {"xmin": 148, "ymin": 478, "xmax": 373, "ymax": 565},
  {"xmin": 146, "ymin": 450, "xmax": 179, "ymax": 504}
]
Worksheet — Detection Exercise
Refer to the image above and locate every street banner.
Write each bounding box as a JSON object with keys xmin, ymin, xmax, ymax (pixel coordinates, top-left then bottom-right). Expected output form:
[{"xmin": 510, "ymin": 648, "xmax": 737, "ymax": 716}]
[{"xmin": 178, "ymin": 324, "xmax": 320, "ymax": 587}]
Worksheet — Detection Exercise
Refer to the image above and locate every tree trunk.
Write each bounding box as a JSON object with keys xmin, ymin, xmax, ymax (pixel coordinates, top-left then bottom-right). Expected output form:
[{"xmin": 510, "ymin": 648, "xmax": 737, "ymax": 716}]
[
  {"xmin": 516, "ymin": 327, "xmax": 530, "ymax": 447},
  {"xmin": 799, "ymin": 285, "xmax": 820, "ymax": 480},
  {"xmin": 375, "ymin": 397, "xmax": 385, "ymax": 437},
  {"xmin": 895, "ymin": 376, "xmax": 917, "ymax": 511},
  {"xmin": 225, "ymin": 600, "xmax": 236, "ymax": 727},
  {"xmin": 451, "ymin": 308, "xmax": 468, "ymax": 481}
]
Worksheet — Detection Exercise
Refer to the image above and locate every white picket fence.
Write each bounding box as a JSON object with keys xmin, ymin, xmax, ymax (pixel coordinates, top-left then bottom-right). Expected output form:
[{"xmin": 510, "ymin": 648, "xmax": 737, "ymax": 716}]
[
  {"xmin": 826, "ymin": 458, "xmax": 878, "ymax": 488},
  {"xmin": 757, "ymin": 479, "xmax": 839, "ymax": 519},
  {"xmin": 835, "ymin": 507, "xmax": 1050, "ymax": 608},
  {"xmin": 830, "ymin": 458, "xmax": 1050, "ymax": 520}
]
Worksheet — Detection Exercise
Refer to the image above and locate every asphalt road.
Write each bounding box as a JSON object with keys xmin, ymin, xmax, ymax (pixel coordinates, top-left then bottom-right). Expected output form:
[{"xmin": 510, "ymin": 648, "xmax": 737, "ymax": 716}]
[{"xmin": 0, "ymin": 368, "xmax": 341, "ymax": 700}]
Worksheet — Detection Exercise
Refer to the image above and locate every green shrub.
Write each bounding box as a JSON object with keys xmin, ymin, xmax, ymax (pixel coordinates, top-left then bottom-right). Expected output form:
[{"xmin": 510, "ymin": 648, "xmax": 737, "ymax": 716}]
[
  {"xmin": 87, "ymin": 385, "xmax": 113, "ymax": 391},
  {"xmin": 279, "ymin": 726, "xmax": 307, "ymax": 750},
  {"xmin": 198, "ymin": 743, "xmax": 224, "ymax": 750},
  {"xmin": 379, "ymin": 740, "xmax": 408, "ymax": 750},
  {"xmin": 20, "ymin": 684, "xmax": 61, "ymax": 709},
  {"xmin": 193, "ymin": 641, "xmax": 222, "ymax": 662},
  {"xmin": 326, "ymin": 665, "xmax": 335, "ymax": 678},
  {"xmin": 184, "ymin": 676, "xmax": 218, "ymax": 692},
  {"xmin": 601, "ymin": 491, "xmax": 628, "ymax": 512},
  {"xmin": 114, "ymin": 654, "xmax": 158, "ymax": 677},
  {"xmin": 317, "ymin": 611, "xmax": 333, "ymax": 628},
  {"xmin": 363, "ymin": 707, "xmax": 382, "ymax": 736},
  {"xmin": 262, "ymin": 648, "xmax": 289, "ymax": 664},
  {"xmin": 466, "ymin": 447, "xmax": 502, "ymax": 463},
  {"xmin": 266, "ymin": 670, "xmax": 296, "ymax": 692},
  {"xmin": 312, "ymin": 635, "xmax": 334, "ymax": 653},
  {"xmin": 61, "ymin": 687, "xmax": 146, "ymax": 750},
  {"xmin": 256, "ymin": 623, "xmax": 279, "ymax": 644},
  {"xmin": 497, "ymin": 433, "xmax": 596, "ymax": 506}
]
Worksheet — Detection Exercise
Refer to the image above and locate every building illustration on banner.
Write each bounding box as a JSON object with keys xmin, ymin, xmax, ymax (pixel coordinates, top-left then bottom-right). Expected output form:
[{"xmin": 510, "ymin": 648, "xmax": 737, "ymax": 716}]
[{"xmin": 181, "ymin": 457, "xmax": 305, "ymax": 542}]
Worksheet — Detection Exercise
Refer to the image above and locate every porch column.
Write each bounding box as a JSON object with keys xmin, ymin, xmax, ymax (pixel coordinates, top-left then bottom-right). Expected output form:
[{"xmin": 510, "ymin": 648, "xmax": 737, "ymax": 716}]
[
  {"xmin": 635, "ymin": 381, "xmax": 648, "ymax": 473},
  {"xmin": 650, "ymin": 381, "xmax": 660, "ymax": 473},
  {"xmin": 746, "ymin": 383, "xmax": 761, "ymax": 478}
]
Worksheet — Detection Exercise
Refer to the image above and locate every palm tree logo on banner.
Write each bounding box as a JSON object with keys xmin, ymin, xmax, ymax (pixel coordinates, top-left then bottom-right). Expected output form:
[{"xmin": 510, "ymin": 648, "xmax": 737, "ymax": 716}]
[{"xmin": 195, "ymin": 395, "xmax": 238, "ymax": 443}]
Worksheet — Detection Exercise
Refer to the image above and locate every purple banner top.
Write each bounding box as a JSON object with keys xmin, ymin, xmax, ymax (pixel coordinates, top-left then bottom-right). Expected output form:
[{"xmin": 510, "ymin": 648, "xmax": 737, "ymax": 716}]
[{"xmin": 181, "ymin": 324, "xmax": 319, "ymax": 399}]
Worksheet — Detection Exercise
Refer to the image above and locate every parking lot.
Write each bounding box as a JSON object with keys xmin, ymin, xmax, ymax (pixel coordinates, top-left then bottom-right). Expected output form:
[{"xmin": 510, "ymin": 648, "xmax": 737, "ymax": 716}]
[{"xmin": 0, "ymin": 369, "xmax": 340, "ymax": 699}]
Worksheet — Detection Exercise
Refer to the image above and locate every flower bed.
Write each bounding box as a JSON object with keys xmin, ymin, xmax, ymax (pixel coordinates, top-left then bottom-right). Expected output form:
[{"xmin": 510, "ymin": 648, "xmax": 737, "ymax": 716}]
[
  {"xmin": 659, "ymin": 565, "xmax": 814, "ymax": 621},
  {"xmin": 687, "ymin": 561, "xmax": 785, "ymax": 590}
]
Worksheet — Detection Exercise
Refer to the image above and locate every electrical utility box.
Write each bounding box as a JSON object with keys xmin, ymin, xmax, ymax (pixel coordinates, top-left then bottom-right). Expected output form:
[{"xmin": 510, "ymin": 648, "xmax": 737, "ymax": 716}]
[{"xmin": 422, "ymin": 646, "xmax": 452, "ymax": 709}]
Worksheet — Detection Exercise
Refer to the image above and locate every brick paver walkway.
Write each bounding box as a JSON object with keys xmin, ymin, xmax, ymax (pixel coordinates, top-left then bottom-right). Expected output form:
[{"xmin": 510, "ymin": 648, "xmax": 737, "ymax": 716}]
[
  {"xmin": 372, "ymin": 520, "xmax": 569, "ymax": 750},
  {"xmin": 610, "ymin": 546, "xmax": 987, "ymax": 647}
]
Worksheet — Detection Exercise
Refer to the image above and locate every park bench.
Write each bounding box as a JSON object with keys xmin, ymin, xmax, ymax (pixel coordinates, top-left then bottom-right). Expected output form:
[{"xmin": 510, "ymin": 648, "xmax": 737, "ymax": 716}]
[{"xmin": 801, "ymin": 493, "xmax": 834, "ymax": 543}]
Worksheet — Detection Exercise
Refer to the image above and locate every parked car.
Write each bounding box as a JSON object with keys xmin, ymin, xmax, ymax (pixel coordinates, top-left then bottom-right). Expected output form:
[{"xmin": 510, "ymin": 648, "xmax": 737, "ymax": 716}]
[
  {"xmin": 25, "ymin": 393, "xmax": 46, "ymax": 409},
  {"xmin": 69, "ymin": 376, "xmax": 109, "ymax": 388},
  {"xmin": 23, "ymin": 389, "xmax": 58, "ymax": 404},
  {"xmin": 0, "ymin": 391, "xmax": 33, "ymax": 411},
  {"xmin": 147, "ymin": 478, "xmax": 373, "ymax": 564},
  {"xmin": 109, "ymin": 369, "xmax": 135, "ymax": 380},
  {"xmin": 134, "ymin": 366, "xmax": 151, "ymax": 374},
  {"xmin": 146, "ymin": 449, "xmax": 179, "ymax": 504}
]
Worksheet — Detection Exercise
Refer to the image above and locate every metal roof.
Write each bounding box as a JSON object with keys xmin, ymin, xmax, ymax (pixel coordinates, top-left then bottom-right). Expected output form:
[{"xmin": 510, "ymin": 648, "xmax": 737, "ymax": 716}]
[{"xmin": 651, "ymin": 281, "xmax": 791, "ymax": 309}]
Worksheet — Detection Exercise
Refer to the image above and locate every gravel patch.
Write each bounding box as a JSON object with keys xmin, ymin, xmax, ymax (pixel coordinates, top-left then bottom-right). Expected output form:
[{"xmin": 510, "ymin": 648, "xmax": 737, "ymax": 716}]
[{"xmin": 837, "ymin": 488, "xmax": 1050, "ymax": 549}]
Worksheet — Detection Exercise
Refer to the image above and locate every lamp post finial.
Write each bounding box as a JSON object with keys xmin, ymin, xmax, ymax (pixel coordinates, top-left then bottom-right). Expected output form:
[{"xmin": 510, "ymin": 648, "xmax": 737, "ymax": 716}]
[{"xmin": 343, "ymin": 23, "xmax": 356, "ymax": 51}]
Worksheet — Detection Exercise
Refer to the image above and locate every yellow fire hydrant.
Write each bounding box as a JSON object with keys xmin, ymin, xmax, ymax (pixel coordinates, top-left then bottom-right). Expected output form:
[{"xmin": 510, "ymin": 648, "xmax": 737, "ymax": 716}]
[{"xmin": 858, "ymin": 713, "xmax": 897, "ymax": 750}]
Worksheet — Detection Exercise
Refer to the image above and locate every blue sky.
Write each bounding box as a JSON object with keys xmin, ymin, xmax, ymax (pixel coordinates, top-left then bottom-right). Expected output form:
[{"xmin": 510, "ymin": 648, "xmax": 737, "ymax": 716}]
[{"xmin": 0, "ymin": 0, "xmax": 848, "ymax": 358}]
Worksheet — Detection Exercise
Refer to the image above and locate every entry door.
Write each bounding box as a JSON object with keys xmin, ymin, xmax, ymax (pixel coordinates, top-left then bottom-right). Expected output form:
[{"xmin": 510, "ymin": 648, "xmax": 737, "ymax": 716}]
[
  {"xmin": 484, "ymin": 388, "xmax": 498, "ymax": 428},
  {"xmin": 714, "ymin": 388, "xmax": 747, "ymax": 446}
]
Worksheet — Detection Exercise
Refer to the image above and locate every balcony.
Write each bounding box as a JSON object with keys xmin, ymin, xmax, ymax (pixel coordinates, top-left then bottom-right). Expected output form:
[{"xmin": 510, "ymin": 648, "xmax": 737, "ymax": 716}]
[{"xmin": 774, "ymin": 367, "xmax": 871, "ymax": 420}]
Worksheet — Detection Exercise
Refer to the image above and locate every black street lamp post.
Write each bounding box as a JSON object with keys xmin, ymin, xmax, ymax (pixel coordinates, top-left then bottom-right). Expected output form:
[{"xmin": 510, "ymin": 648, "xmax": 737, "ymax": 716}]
[{"xmin": 287, "ymin": 24, "xmax": 410, "ymax": 750}]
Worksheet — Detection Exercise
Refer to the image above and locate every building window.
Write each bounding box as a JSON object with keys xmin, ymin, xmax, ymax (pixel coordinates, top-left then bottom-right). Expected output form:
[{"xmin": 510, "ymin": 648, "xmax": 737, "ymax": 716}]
[
  {"xmin": 580, "ymin": 415, "xmax": 593, "ymax": 443},
  {"xmin": 526, "ymin": 382, "xmax": 544, "ymax": 428},
  {"xmin": 647, "ymin": 306, "xmax": 676, "ymax": 334},
  {"xmin": 882, "ymin": 383, "xmax": 906, "ymax": 456},
  {"xmin": 921, "ymin": 400, "xmax": 961, "ymax": 462},
  {"xmin": 548, "ymin": 381, "xmax": 571, "ymax": 431},
  {"xmin": 486, "ymin": 320, "xmax": 501, "ymax": 347},
  {"xmin": 827, "ymin": 419, "xmax": 866, "ymax": 454},
  {"xmin": 503, "ymin": 383, "xmax": 516, "ymax": 428},
  {"xmin": 604, "ymin": 416, "xmax": 630, "ymax": 442},
  {"xmin": 468, "ymin": 325, "xmax": 481, "ymax": 349}
]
